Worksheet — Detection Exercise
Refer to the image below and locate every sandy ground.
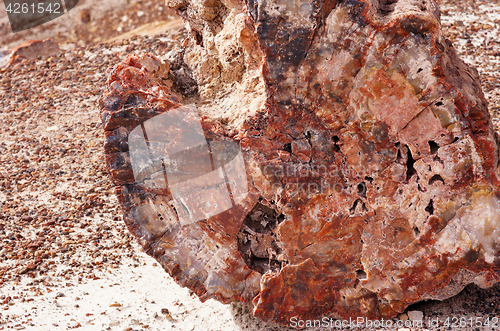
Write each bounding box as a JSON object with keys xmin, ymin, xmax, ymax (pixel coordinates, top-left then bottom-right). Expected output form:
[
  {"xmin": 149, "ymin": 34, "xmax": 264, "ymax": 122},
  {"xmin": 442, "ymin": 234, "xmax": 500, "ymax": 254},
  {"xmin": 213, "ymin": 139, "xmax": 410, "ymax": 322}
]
[{"xmin": 0, "ymin": 0, "xmax": 500, "ymax": 330}]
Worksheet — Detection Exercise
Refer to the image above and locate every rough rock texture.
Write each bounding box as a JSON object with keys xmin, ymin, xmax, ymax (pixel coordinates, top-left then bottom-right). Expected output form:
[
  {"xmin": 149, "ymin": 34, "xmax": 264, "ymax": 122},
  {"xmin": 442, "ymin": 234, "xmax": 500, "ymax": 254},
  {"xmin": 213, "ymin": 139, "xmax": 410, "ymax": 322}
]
[
  {"xmin": 0, "ymin": 38, "xmax": 59, "ymax": 68},
  {"xmin": 100, "ymin": 0, "xmax": 500, "ymax": 325}
]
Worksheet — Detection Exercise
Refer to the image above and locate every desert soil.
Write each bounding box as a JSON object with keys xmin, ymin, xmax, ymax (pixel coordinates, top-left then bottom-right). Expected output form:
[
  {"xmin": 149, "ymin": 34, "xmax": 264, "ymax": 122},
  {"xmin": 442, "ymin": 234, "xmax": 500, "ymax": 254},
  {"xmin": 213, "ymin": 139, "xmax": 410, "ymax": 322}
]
[{"xmin": 0, "ymin": 0, "xmax": 499, "ymax": 330}]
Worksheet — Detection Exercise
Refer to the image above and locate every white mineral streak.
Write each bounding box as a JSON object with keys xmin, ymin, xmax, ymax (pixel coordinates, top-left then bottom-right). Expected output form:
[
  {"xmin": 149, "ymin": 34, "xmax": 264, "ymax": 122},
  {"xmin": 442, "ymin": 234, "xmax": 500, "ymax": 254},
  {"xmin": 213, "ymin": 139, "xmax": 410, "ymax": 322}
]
[{"xmin": 456, "ymin": 193, "xmax": 500, "ymax": 264}]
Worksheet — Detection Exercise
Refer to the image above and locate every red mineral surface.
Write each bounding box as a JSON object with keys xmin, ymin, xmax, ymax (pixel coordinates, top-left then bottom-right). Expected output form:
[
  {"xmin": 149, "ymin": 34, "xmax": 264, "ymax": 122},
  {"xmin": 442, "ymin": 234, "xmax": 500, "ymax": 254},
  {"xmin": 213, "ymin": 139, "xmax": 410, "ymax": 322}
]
[{"xmin": 100, "ymin": 0, "xmax": 500, "ymax": 324}]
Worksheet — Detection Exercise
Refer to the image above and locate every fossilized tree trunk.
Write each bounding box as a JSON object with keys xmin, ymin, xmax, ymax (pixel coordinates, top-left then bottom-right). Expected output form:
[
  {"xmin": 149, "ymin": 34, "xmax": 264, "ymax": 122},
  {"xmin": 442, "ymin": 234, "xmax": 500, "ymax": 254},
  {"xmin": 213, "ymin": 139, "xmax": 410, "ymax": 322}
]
[{"xmin": 100, "ymin": 0, "xmax": 500, "ymax": 324}]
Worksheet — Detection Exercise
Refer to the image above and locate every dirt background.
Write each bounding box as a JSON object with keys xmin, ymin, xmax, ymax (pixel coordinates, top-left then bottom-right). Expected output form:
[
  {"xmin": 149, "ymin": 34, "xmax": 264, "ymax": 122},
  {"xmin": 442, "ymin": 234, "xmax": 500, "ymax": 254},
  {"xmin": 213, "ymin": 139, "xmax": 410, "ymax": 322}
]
[
  {"xmin": 0, "ymin": 0, "xmax": 500, "ymax": 330},
  {"xmin": 0, "ymin": 0, "xmax": 181, "ymax": 48}
]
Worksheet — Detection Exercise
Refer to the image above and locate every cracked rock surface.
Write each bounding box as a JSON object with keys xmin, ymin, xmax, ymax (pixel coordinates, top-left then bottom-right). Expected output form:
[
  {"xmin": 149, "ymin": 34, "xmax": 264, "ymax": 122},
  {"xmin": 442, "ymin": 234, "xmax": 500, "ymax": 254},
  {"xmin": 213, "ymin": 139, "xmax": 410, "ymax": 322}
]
[{"xmin": 100, "ymin": 0, "xmax": 500, "ymax": 324}]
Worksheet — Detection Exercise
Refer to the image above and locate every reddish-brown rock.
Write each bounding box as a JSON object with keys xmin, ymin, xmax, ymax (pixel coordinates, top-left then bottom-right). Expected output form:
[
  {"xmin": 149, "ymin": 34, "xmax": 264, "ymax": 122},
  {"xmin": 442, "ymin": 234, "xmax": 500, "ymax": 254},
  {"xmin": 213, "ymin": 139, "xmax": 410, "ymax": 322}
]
[
  {"xmin": 0, "ymin": 38, "xmax": 59, "ymax": 68},
  {"xmin": 100, "ymin": 0, "xmax": 500, "ymax": 325}
]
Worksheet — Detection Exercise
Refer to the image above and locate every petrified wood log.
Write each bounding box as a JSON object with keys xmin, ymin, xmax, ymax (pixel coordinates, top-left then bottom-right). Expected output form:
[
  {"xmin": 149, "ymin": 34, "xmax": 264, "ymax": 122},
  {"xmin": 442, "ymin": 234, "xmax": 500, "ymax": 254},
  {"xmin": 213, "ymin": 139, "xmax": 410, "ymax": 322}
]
[{"xmin": 99, "ymin": 0, "xmax": 500, "ymax": 324}]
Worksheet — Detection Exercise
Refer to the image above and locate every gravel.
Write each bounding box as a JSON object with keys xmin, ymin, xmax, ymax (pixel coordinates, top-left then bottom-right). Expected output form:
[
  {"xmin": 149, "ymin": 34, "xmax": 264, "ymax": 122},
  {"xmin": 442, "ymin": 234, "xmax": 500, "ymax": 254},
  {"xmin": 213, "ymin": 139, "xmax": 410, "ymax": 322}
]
[{"xmin": 0, "ymin": 30, "xmax": 195, "ymax": 330}]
